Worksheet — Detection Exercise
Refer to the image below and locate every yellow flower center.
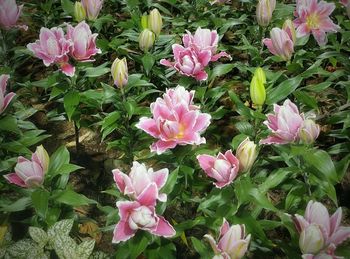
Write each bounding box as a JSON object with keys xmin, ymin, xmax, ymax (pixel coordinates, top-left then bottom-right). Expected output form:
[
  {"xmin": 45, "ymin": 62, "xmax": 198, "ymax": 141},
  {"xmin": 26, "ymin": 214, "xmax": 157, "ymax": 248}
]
[
  {"xmin": 306, "ymin": 13, "xmax": 320, "ymax": 29},
  {"xmin": 175, "ymin": 124, "xmax": 185, "ymax": 139}
]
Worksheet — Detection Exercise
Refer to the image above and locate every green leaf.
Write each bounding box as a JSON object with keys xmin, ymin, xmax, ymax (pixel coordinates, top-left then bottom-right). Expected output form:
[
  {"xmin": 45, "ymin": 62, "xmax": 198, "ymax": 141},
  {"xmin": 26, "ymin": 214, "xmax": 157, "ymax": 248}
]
[
  {"xmin": 0, "ymin": 197, "xmax": 31, "ymax": 212},
  {"xmin": 84, "ymin": 63, "xmax": 110, "ymax": 77},
  {"xmin": 29, "ymin": 227, "xmax": 49, "ymax": 248},
  {"xmin": 76, "ymin": 239, "xmax": 95, "ymax": 259},
  {"xmin": 141, "ymin": 53, "xmax": 155, "ymax": 75},
  {"xmin": 58, "ymin": 164, "xmax": 83, "ymax": 175},
  {"xmin": 31, "ymin": 188, "xmax": 50, "ymax": 219},
  {"xmin": 48, "ymin": 219, "xmax": 74, "ymax": 238},
  {"xmin": 61, "ymin": 0, "xmax": 74, "ymax": 15},
  {"xmin": 190, "ymin": 237, "xmax": 211, "ymax": 259},
  {"xmin": 0, "ymin": 116, "xmax": 20, "ymax": 133},
  {"xmin": 55, "ymin": 189, "xmax": 96, "ymax": 206},
  {"xmin": 209, "ymin": 64, "xmax": 235, "ymax": 80},
  {"xmin": 303, "ymin": 150, "xmax": 338, "ymax": 184},
  {"xmin": 259, "ymin": 169, "xmax": 291, "ymax": 193},
  {"xmin": 64, "ymin": 91, "xmax": 80, "ymax": 121},
  {"xmin": 162, "ymin": 167, "xmax": 179, "ymax": 195},
  {"xmin": 48, "ymin": 146, "xmax": 70, "ymax": 177},
  {"xmin": 249, "ymin": 188, "xmax": 277, "ymax": 212},
  {"xmin": 266, "ymin": 76, "xmax": 303, "ymax": 105}
]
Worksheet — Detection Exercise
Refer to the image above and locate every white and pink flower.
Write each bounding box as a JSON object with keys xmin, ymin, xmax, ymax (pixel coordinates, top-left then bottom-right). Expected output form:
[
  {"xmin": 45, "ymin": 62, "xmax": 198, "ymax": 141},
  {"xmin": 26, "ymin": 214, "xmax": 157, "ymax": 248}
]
[
  {"xmin": 0, "ymin": 74, "xmax": 16, "ymax": 115},
  {"xmin": 66, "ymin": 21, "xmax": 101, "ymax": 62},
  {"xmin": 205, "ymin": 218, "xmax": 251, "ymax": 259},
  {"xmin": 136, "ymin": 86, "xmax": 211, "ymax": 154},
  {"xmin": 27, "ymin": 27, "xmax": 75, "ymax": 77},
  {"xmin": 197, "ymin": 150, "xmax": 240, "ymax": 188},
  {"xmin": 0, "ymin": 0, "xmax": 27, "ymax": 30},
  {"xmin": 263, "ymin": 27, "xmax": 295, "ymax": 61},
  {"xmin": 112, "ymin": 183, "xmax": 175, "ymax": 243},
  {"xmin": 293, "ymin": 200, "xmax": 350, "ymax": 258},
  {"xmin": 294, "ymin": 0, "xmax": 340, "ymax": 46},
  {"xmin": 260, "ymin": 99, "xmax": 305, "ymax": 145},
  {"xmin": 113, "ymin": 161, "xmax": 168, "ymax": 202},
  {"xmin": 81, "ymin": 0, "xmax": 103, "ymax": 21},
  {"xmin": 4, "ymin": 145, "xmax": 50, "ymax": 188}
]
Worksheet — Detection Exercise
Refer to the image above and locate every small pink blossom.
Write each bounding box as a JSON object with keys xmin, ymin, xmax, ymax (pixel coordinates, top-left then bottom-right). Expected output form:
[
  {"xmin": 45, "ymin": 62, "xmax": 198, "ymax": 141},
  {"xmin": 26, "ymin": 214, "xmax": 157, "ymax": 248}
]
[
  {"xmin": 136, "ymin": 86, "xmax": 211, "ymax": 154},
  {"xmin": 0, "ymin": 74, "xmax": 16, "ymax": 115},
  {"xmin": 263, "ymin": 27, "xmax": 295, "ymax": 61},
  {"xmin": 4, "ymin": 145, "xmax": 49, "ymax": 188},
  {"xmin": 205, "ymin": 218, "xmax": 251, "ymax": 259},
  {"xmin": 260, "ymin": 99, "xmax": 305, "ymax": 145},
  {"xmin": 66, "ymin": 21, "xmax": 101, "ymax": 62},
  {"xmin": 293, "ymin": 200, "xmax": 350, "ymax": 258},
  {"xmin": 182, "ymin": 27, "xmax": 231, "ymax": 62},
  {"xmin": 81, "ymin": 0, "xmax": 103, "ymax": 21},
  {"xmin": 294, "ymin": 0, "xmax": 340, "ymax": 46},
  {"xmin": 197, "ymin": 150, "xmax": 240, "ymax": 188},
  {"xmin": 113, "ymin": 161, "xmax": 168, "ymax": 202},
  {"xmin": 160, "ymin": 28, "xmax": 230, "ymax": 81},
  {"xmin": 112, "ymin": 183, "xmax": 175, "ymax": 243},
  {"xmin": 0, "ymin": 0, "xmax": 27, "ymax": 30},
  {"xmin": 340, "ymin": 0, "xmax": 349, "ymax": 6},
  {"xmin": 27, "ymin": 27, "xmax": 75, "ymax": 77},
  {"xmin": 160, "ymin": 45, "xmax": 211, "ymax": 81}
]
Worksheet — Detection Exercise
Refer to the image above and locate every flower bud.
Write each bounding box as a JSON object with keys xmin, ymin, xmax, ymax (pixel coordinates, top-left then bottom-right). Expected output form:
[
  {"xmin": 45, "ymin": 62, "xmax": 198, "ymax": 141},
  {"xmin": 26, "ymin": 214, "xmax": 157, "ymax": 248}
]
[
  {"xmin": 81, "ymin": 0, "xmax": 103, "ymax": 21},
  {"xmin": 139, "ymin": 29, "xmax": 155, "ymax": 52},
  {"xmin": 299, "ymin": 119, "xmax": 320, "ymax": 144},
  {"xmin": 74, "ymin": 2, "xmax": 86, "ymax": 22},
  {"xmin": 299, "ymin": 224, "xmax": 324, "ymax": 254},
  {"xmin": 141, "ymin": 15, "xmax": 148, "ymax": 29},
  {"xmin": 256, "ymin": 0, "xmax": 276, "ymax": 27},
  {"xmin": 128, "ymin": 206, "xmax": 157, "ymax": 230},
  {"xmin": 33, "ymin": 145, "xmax": 50, "ymax": 175},
  {"xmin": 148, "ymin": 9, "xmax": 162, "ymax": 37},
  {"xmin": 236, "ymin": 137, "xmax": 258, "ymax": 172},
  {"xmin": 250, "ymin": 67, "xmax": 266, "ymax": 106},
  {"xmin": 111, "ymin": 57, "xmax": 128, "ymax": 88},
  {"xmin": 283, "ymin": 19, "xmax": 297, "ymax": 43}
]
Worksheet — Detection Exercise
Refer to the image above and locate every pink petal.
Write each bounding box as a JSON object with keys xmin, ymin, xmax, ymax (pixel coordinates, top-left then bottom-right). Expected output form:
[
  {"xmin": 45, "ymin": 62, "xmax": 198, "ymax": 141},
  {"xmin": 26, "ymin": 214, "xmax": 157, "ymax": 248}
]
[
  {"xmin": 112, "ymin": 220, "xmax": 136, "ymax": 243},
  {"xmin": 220, "ymin": 218, "xmax": 230, "ymax": 237},
  {"xmin": 60, "ymin": 62, "xmax": 75, "ymax": 77},
  {"xmin": 1, "ymin": 92, "xmax": 16, "ymax": 113},
  {"xmin": 0, "ymin": 74, "xmax": 10, "ymax": 94},
  {"xmin": 263, "ymin": 38, "xmax": 278, "ymax": 56},
  {"xmin": 112, "ymin": 169, "xmax": 130, "ymax": 194},
  {"xmin": 194, "ymin": 70, "xmax": 208, "ymax": 81},
  {"xmin": 329, "ymin": 226, "xmax": 350, "ymax": 246},
  {"xmin": 151, "ymin": 169, "xmax": 169, "ymax": 191},
  {"xmin": 150, "ymin": 140, "xmax": 177, "ymax": 154},
  {"xmin": 259, "ymin": 135, "xmax": 289, "ymax": 145},
  {"xmin": 137, "ymin": 183, "xmax": 158, "ymax": 207},
  {"xmin": 211, "ymin": 51, "xmax": 231, "ymax": 62},
  {"xmin": 151, "ymin": 216, "xmax": 176, "ymax": 237},
  {"xmin": 160, "ymin": 59, "xmax": 174, "ymax": 68},
  {"xmin": 3, "ymin": 173, "xmax": 27, "ymax": 187},
  {"xmin": 197, "ymin": 154, "xmax": 216, "ymax": 172},
  {"xmin": 136, "ymin": 117, "xmax": 160, "ymax": 138},
  {"xmin": 329, "ymin": 208, "xmax": 342, "ymax": 236}
]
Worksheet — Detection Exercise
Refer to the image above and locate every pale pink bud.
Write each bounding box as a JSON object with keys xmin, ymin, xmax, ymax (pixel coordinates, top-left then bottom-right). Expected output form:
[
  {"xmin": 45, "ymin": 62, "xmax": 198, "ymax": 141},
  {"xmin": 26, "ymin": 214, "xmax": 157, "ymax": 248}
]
[
  {"xmin": 0, "ymin": 74, "xmax": 16, "ymax": 115},
  {"xmin": 299, "ymin": 224, "xmax": 325, "ymax": 254},
  {"xmin": 66, "ymin": 21, "xmax": 101, "ymax": 62},
  {"xmin": 299, "ymin": 119, "xmax": 320, "ymax": 144},
  {"xmin": 32, "ymin": 145, "xmax": 50, "ymax": 175},
  {"xmin": 256, "ymin": 0, "xmax": 276, "ymax": 27},
  {"xmin": 263, "ymin": 27, "xmax": 294, "ymax": 61},
  {"xmin": 197, "ymin": 150, "xmax": 239, "ymax": 188},
  {"xmin": 81, "ymin": 0, "xmax": 103, "ymax": 21},
  {"xmin": 236, "ymin": 137, "xmax": 258, "ymax": 172},
  {"xmin": 0, "ymin": 0, "xmax": 27, "ymax": 30},
  {"xmin": 111, "ymin": 57, "xmax": 128, "ymax": 88},
  {"xmin": 283, "ymin": 19, "xmax": 297, "ymax": 43}
]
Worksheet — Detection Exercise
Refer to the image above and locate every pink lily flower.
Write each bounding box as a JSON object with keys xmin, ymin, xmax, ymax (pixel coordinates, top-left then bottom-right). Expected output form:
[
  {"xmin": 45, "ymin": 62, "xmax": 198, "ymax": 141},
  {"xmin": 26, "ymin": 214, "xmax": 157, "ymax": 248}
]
[
  {"xmin": 0, "ymin": 0, "xmax": 27, "ymax": 30},
  {"xmin": 112, "ymin": 161, "xmax": 169, "ymax": 202},
  {"xmin": 294, "ymin": 0, "xmax": 340, "ymax": 46},
  {"xmin": 27, "ymin": 27, "xmax": 75, "ymax": 77},
  {"xmin": 182, "ymin": 27, "xmax": 231, "ymax": 62},
  {"xmin": 81, "ymin": 0, "xmax": 103, "ymax": 21},
  {"xmin": 293, "ymin": 200, "xmax": 350, "ymax": 258},
  {"xmin": 0, "ymin": 74, "xmax": 16, "ymax": 115},
  {"xmin": 260, "ymin": 99, "xmax": 305, "ymax": 145},
  {"xmin": 263, "ymin": 27, "xmax": 294, "ymax": 61},
  {"xmin": 204, "ymin": 218, "xmax": 251, "ymax": 259},
  {"xmin": 197, "ymin": 150, "xmax": 240, "ymax": 188},
  {"xmin": 66, "ymin": 21, "xmax": 101, "ymax": 62},
  {"xmin": 136, "ymin": 86, "xmax": 211, "ymax": 154},
  {"xmin": 4, "ymin": 145, "xmax": 50, "ymax": 188},
  {"xmin": 112, "ymin": 183, "xmax": 175, "ymax": 243},
  {"xmin": 160, "ymin": 45, "xmax": 211, "ymax": 81},
  {"xmin": 340, "ymin": 0, "xmax": 348, "ymax": 6}
]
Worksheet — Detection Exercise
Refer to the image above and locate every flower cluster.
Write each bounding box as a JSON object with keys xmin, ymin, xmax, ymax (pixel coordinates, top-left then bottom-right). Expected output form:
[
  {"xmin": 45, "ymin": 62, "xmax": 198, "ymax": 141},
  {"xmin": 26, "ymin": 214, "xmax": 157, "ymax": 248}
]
[
  {"xmin": 0, "ymin": 0, "xmax": 27, "ymax": 30},
  {"xmin": 205, "ymin": 218, "xmax": 251, "ymax": 259},
  {"xmin": 260, "ymin": 99, "xmax": 320, "ymax": 145},
  {"xmin": 294, "ymin": 0, "xmax": 340, "ymax": 46},
  {"xmin": 4, "ymin": 145, "xmax": 49, "ymax": 188},
  {"xmin": 160, "ymin": 28, "xmax": 231, "ymax": 81},
  {"xmin": 136, "ymin": 85, "xmax": 211, "ymax": 154},
  {"xmin": 112, "ymin": 162, "xmax": 175, "ymax": 243},
  {"xmin": 0, "ymin": 74, "xmax": 16, "ymax": 115},
  {"xmin": 27, "ymin": 21, "xmax": 101, "ymax": 77},
  {"xmin": 263, "ymin": 19, "xmax": 296, "ymax": 61},
  {"xmin": 293, "ymin": 200, "xmax": 350, "ymax": 258}
]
